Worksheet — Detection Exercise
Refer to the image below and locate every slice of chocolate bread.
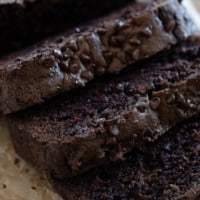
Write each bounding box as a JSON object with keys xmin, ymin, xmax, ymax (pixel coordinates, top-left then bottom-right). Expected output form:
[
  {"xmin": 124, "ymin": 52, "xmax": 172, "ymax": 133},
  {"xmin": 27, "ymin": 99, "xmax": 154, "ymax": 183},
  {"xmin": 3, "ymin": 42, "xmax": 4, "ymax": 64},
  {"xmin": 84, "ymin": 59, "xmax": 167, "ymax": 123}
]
[
  {"xmin": 0, "ymin": 0, "xmax": 132, "ymax": 55},
  {"xmin": 51, "ymin": 115, "xmax": 200, "ymax": 200},
  {"xmin": 0, "ymin": 0, "xmax": 197, "ymax": 114},
  {"xmin": 7, "ymin": 41, "xmax": 200, "ymax": 178}
]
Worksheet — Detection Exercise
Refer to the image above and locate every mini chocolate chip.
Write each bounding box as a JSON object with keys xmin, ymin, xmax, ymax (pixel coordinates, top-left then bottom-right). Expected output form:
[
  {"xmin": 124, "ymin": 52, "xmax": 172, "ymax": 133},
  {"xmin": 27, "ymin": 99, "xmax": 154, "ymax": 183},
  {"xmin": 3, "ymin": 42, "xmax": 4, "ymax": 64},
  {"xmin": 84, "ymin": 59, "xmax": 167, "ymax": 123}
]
[
  {"xmin": 111, "ymin": 152, "xmax": 124, "ymax": 162},
  {"xmin": 14, "ymin": 57, "xmax": 21, "ymax": 62},
  {"xmin": 117, "ymin": 118, "xmax": 126, "ymax": 124},
  {"xmin": 14, "ymin": 158, "xmax": 20, "ymax": 165},
  {"xmin": 129, "ymin": 39, "xmax": 141, "ymax": 45},
  {"xmin": 81, "ymin": 71, "xmax": 94, "ymax": 81},
  {"xmin": 110, "ymin": 35, "xmax": 125, "ymax": 46},
  {"xmin": 98, "ymin": 151, "xmax": 105, "ymax": 160},
  {"xmin": 59, "ymin": 61, "xmax": 69, "ymax": 73},
  {"xmin": 80, "ymin": 54, "xmax": 91, "ymax": 63},
  {"xmin": 97, "ymin": 27, "xmax": 107, "ymax": 35},
  {"xmin": 68, "ymin": 41, "xmax": 78, "ymax": 51},
  {"xmin": 75, "ymin": 27, "xmax": 81, "ymax": 33},
  {"xmin": 96, "ymin": 118, "xmax": 106, "ymax": 124},
  {"xmin": 116, "ymin": 83, "xmax": 124, "ymax": 92},
  {"xmin": 166, "ymin": 93, "xmax": 176, "ymax": 104},
  {"xmin": 137, "ymin": 104, "xmax": 146, "ymax": 113},
  {"xmin": 55, "ymin": 36, "xmax": 64, "ymax": 44},
  {"xmin": 109, "ymin": 58, "xmax": 123, "ymax": 73},
  {"xmin": 70, "ymin": 63, "xmax": 80, "ymax": 74},
  {"xmin": 124, "ymin": 83, "xmax": 136, "ymax": 96},
  {"xmin": 31, "ymin": 186, "xmax": 36, "ymax": 190},
  {"xmin": 137, "ymin": 85, "xmax": 147, "ymax": 95},
  {"xmin": 117, "ymin": 20, "xmax": 125, "ymax": 29},
  {"xmin": 176, "ymin": 92, "xmax": 185, "ymax": 104},
  {"xmin": 63, "ymin": 54, "xmax": 70, "ymax": 60},
  {"xmin": 75, "ymin": 79, "xmax": 84, "ymax": 86},
  {"xmin": 132, "ymin": 49, "xmax": 140, "ymax": 61},
  {"xmin": 176, "ymin": 108, "xmax": 185, "ymax": 118},
  {"xmin": 102, "ymin": 108, "xmax": 112, "ymax": 117},
  {"xmin": 1, "ymin": 184, "xmax": 6, "ymax": 189},
  {"xmin": 87, "ymin": 63, "xmax": 96, "ymax": 71},
  {"xmin": 39, "ymin": 55, "xmax": 55, "ymax": 68},
  {"xmin": 122, "ymin": 176, "xmax": 130, "ymax": 183},
  {"xmin": 141, "ymin": 27, "xmax": 152, "ymax": 37},
  {"xmin": 56, "ymin": 85, "xmax": 61, "ymax": 90},
  {"xmin": 76, "ymin": 161, "xmax": 82, "ymax": 168},
  {"xmin": 169, "ymin": 184, "xmax": 180, "ymax": 193},
  {"xmin": 77, "ymin": 36, "xmax": 90, "ymax": 54},
  {"xmin": 150, "ymin": 97, "xmax": 161, "ymax": 110},
  {"xmin": 109, "ymin": 125, "xmax": 119, "ymax": 136},
  {"xmin": 53, "ymin": 49, "xmax": 63, "ymax": 59}
]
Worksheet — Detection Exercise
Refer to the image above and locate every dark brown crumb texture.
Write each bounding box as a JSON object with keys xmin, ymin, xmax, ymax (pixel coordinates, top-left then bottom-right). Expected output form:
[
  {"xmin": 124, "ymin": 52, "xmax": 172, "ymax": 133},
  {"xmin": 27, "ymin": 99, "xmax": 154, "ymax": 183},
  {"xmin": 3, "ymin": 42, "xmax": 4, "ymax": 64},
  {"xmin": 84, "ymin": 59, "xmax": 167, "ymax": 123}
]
[
  {"xmin": 51, "ymin": 115, "xmax": 200, "ymax": 200},
  {"xmin": 8, "ymin": 42, "xmax": 200, "ymax": 178},
  {"xmin": 0, "ymin": 0, "xmax": 197, "ymax": 114}
]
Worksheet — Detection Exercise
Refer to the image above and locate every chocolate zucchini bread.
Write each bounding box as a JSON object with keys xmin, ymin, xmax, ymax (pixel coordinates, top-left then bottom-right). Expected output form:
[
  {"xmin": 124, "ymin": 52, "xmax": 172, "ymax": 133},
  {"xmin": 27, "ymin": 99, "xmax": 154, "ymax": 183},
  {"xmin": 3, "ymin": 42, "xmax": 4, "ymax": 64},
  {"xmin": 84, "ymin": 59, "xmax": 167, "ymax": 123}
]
[
  {"xmin": 0, "ymin": 0, "xmax": 132, "ymax": 55},
  {"xmin": 51, "ymin": 115, "xmax": 200, "ymax": 200},
  {"xmin": 0, "ymin": 0, "xmax": 197, "ymax": 114},
  {"xmin": 8, "ymin": 41, "xmax": 200, "ymax": 178}
]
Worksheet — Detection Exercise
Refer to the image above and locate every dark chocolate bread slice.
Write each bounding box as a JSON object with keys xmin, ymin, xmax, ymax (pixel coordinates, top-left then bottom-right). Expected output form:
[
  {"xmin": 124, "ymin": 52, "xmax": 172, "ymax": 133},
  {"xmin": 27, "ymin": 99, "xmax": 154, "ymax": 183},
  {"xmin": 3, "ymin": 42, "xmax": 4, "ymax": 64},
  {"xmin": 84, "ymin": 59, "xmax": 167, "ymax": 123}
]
[
  {"xmin": 0, "ymin": 0, "xmax": 132, "ymax": 55},
  {"xmin": 7, "ymin": 41, "xmax": 200, "ymax": 178},
  {"xmin": 50, "ymin": 115, "xmax": 200, "ymax": 200},
  {"xmin": 0, "ymin": 0, "xmax": 197, "ymax": 114}
]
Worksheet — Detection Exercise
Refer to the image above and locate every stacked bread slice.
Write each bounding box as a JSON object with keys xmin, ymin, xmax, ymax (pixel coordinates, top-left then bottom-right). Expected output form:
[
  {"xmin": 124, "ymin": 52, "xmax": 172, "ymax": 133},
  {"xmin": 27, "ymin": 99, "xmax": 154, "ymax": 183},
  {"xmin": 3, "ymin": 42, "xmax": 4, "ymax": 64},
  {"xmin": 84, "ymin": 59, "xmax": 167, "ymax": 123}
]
[
  {"xmin": 1, "ymin": 0, "xmax": 199, "ymax": 199},
  {"xmin": 0, "ymin": 0, "xmax": 196, "ymax": 114},
  {"xmin": 51, "ymin": 114, "xmax": 200, "ymax": 199},
  {"xmin": 8, "ymin": 41, "xmax": 200, "ymax": 180}
]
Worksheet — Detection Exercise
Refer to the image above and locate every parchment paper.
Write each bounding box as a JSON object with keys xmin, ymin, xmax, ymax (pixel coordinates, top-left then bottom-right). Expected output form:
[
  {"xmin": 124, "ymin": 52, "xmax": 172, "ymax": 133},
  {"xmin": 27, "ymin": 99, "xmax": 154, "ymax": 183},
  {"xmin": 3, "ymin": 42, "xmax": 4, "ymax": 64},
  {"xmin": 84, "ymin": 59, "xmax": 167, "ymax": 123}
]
[
  {"xmin": 183, "ymin": 0, "xmax": 200, "ymax": 29},
  {"xmin": 0, "ymin": 121, "xmax": 62, "ymax": 200},
  {"xmin": 0, "ymin": 1, "xmax": 199, "ymax": 200}
]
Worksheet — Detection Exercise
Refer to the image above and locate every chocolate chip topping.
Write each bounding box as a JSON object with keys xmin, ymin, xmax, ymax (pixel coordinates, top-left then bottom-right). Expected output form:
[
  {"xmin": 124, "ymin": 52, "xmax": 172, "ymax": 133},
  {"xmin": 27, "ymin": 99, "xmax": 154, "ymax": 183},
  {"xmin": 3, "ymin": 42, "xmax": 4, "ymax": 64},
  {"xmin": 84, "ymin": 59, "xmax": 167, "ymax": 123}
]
[
  {"xmin": 51, "ymin": 115, "xmax": 200, "ymax": 200},
  {"xmin": 8, "ymin": 42, "xmax": 200, "ymax": 178}
]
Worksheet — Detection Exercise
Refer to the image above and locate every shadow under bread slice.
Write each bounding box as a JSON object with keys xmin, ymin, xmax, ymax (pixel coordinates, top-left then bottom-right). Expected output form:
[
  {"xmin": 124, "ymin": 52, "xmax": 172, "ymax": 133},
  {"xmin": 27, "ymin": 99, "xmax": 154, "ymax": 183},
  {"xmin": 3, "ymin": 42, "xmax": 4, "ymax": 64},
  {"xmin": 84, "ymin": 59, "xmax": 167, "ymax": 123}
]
[
  {"xmin": 0, "ymin": 0, "xmax": 132, "ymax": 55},
  {"xmin": 50, "ymin": 115, "xmax": 200, "ymax": 200},
  {"xmin": 0, "ymin": 0, "xmax": 197, "ymax": 114},
  {"xmin": 7, "ymin": 41, "xmax": 200, "ymax": 178}
]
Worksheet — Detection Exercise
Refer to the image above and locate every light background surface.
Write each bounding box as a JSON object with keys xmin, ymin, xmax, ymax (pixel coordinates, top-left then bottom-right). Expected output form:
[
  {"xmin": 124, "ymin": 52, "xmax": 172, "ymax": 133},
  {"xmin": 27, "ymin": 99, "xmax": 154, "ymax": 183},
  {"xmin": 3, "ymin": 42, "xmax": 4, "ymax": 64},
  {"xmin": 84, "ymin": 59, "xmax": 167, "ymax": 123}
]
[
  {"xmin": 183, "ymin": 0, "xmax": 200, "ymax": 29},
  {"xmin": 0, "ymin": 121, "xmax": 62, "ymax": 200}
]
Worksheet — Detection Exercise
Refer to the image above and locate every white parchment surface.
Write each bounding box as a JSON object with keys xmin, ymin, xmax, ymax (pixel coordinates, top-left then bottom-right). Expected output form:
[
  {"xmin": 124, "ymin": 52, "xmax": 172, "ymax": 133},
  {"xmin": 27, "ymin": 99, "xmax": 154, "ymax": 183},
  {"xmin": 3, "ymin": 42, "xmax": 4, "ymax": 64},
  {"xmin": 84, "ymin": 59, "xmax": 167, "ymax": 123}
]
[{"xmin": 0, "ymin": 121, "xmax": 62, "ymax": 200}]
